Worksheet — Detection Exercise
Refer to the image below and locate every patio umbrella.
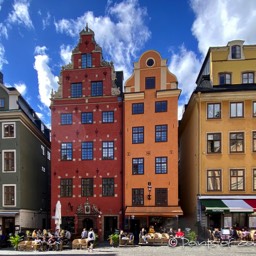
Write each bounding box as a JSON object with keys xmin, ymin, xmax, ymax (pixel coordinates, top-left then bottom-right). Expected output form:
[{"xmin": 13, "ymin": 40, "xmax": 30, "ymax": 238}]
[{"xmin": 55, "ymin": 200, "xmax": 62, "ymax": 230}]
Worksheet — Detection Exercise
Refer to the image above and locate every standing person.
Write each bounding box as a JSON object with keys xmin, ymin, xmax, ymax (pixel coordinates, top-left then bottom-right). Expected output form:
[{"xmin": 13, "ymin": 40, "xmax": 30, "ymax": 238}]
[
  {"xmin": 87, "ymin": 228, "xmax": 95, "ymax": 252},
  {"xmin": 81, "ymin": 228, "xmax": 88, "ymax": 239}
]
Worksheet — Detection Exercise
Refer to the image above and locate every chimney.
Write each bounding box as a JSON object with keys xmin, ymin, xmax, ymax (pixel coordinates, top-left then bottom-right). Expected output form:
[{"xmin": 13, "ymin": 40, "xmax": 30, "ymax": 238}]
[{"xmin": 0, "ymin": 71, "xmax": 3, "ymax": 84}]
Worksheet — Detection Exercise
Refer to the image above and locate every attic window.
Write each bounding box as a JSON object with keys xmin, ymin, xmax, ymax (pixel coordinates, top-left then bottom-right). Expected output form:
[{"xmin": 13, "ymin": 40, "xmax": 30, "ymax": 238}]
[
  {"xmin": 0, "ymin": 98, "xmax": 4, "ymax": 108},
  {"xmin": 146, "ymin": 58, "xmax": 155, "ymax": 67},
  {"xmin": 231, "ymin": 45, "xmax": 241, "ymax": 59}
]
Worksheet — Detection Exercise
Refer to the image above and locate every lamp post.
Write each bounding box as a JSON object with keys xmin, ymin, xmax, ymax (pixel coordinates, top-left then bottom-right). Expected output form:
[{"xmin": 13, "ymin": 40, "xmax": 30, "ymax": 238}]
[{"xmin": 147, "ymin": 182, "xmax": 152, "ymax": 200}]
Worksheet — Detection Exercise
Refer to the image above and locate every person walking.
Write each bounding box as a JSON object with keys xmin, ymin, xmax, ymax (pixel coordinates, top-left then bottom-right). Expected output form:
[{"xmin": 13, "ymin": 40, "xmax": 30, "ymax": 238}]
[{"xmin": 87, "ymin": 228, "xmax": 95, "ymax": 252}]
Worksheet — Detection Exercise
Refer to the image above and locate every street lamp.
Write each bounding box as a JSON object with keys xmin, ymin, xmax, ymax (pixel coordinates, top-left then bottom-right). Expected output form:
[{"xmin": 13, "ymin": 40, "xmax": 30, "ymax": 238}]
[{"xmin": 147, "ymin": 182, "xmax": 152, "ymax": 200}]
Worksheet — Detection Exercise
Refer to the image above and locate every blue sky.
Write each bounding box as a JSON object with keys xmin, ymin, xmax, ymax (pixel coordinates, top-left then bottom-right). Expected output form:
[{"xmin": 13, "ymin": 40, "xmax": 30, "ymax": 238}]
[{"xmin": 0, "ymin": 0, "xmax": 256, "ymax": 127}]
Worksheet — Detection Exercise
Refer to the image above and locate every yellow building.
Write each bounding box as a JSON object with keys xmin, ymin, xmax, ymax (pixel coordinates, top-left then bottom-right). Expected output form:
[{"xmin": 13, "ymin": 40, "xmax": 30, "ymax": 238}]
[
  {"xmin": 123, "ymin": 50, "xmax": 183, "ymax": 236},
  {"xmin": 179, "ymin": 40, "xmax": 256, "ymax": 233}
]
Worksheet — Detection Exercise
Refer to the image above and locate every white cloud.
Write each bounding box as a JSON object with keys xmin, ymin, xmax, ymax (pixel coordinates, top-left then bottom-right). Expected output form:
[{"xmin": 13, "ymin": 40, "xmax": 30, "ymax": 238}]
[
  {"xmin": 8, "ymin": 0, "xmax": 33, "ymax": 29},
  {"xmin": 0, "ymin": 43, "xmax": 7, "ymax": 70},
  {"xmin": 42, "ymin": 12, "xmax": 51, "ymax": 30},
  {"xmin": 60, "ymin": 44, "xmax": 72, "ymax": 64},
  {"xmin": 54, "ymin": 0, "xmax": 150, "ymax": 80},
  {"xmin": 33, "ymin": 47, "xmax": 59, "ymax": 108},
  {"xmin": 191, "ymin": 0, "xmax": 256, "ymax": 55},
  {"xmin": 14, "ymin": 82, "xmax": 27, "ymax": 95},
  {"xmin": 0, "ymin": 23, "xmax": 8, "ymax": 39}
]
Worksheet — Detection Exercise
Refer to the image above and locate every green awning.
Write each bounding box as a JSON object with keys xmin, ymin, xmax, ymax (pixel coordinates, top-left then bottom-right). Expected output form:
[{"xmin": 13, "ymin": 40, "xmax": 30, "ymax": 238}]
[{"xmin": 201, "ymin": 199, "xmax": 229, "ymax": 213}]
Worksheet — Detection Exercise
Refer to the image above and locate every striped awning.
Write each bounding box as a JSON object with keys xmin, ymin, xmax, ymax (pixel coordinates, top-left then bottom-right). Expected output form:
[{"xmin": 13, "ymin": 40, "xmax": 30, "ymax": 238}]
[{"xmin": 222, "ymin": 199, "xmax": 253, "ymax": 213}]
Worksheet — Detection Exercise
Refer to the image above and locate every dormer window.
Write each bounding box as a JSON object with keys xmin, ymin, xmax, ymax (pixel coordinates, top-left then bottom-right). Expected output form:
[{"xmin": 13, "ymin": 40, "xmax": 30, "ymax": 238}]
[
  {"xmin": 81, "ymin": 54, "xmax": 92, "ymax": 68},
  {"xmin": 219, "ymin": 73, "xmax": 231, "ymax": 85},
  {"xmin": 231, "ymin": 45, "xmax": 241, "ymax": 59}
]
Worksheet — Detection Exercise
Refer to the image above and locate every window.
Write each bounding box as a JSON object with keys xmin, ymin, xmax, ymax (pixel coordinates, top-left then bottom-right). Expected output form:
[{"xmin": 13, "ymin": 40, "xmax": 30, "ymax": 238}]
[
  {"xmin": 3, "ymin": 185, "xmax": 15, "ymax": 206},
  {"xmin": 81, "ymin": 112, "xmax": 93, "ymax": 124},
  {"xmin": 61, "ymin": 113, "xmax": 72, "ymax": 125},
  {"xmin": 132, "ymin": 189, "xmax": 144, "ymax": 206},
  {"xmin": 3, "ymin": 150, "xmax": 15, "ymax": 172},
  {"xmin": 47, "ymin": 151, "xmax": 51, "ymax": 160},
  {"xmin": 242, "ymin": 72, "xmax": 254, "ymax": 84},
  {"xmin": 231, "ymin": 45, "xmax": 241, "ymax": 59},
  {"xmin": 155, "ymin": 101, "xmax": 167, "ymax": 112},
  {"xmin": 145, "ymin": 77, "xmax": 155, "ymax": 89},
  {"xmin": 41, "ymin": 145, "xmax": 45, "ymax": 155},
  {"xmin": 207, "ymin": 170, "xmax": 222, "ymax": 191},
  {"xmin": 102, "ymin": 141, "xmax": 114, "ymax": 160},
  {"xmin": 253, "ymin": 132, "xmax": 256, "ymax": 152},
  {"xmin": 155, "ymin": 188, "xmax": 168, "ymax": 206},
  {"xmin": 102, "ymin": 178, "xmax": 114, "ymax": 196},
  {"xmin": 253, "ymin": 102, "xmax": 256, "ymax": 117},
  {"xmin": 60, "ymin": 179, "xmax": 73, "ymax": 197},
  {"xmin": 81, "ymin": 53, "xmax": 92, "ymax": 68},
  {"xmin": 82, "ymin": 142, "xmax": 93, "ymax": 160},
  {"xmin": 207, "ymin": 103, "xmax": 221, "ymax": 119},
  {"xmin": 253, "ymin": 169, "xmax": 256, "ymax": 191},
  {"xmin": 155, "ymin": 125, "xmax": 167, "ymax": 142},
  {"xmin": 2, "ymin": 123, "xmax": 15, "ymax": 138},
  {"xmin": 91, "ymin": 81, "xmax": 103, "ymax": 96},
  {"xmin": 230, "ymin": 102, "xmax": 243, "ymax": 118},
  {"xmin": 71, "ymin": 83, "xmax": 82, "ymax": 98},
  {"xmin": 132, "ymin": 127, "xmax": 144, "ymax": 144},
  {"xmin": 219, "ymin": 73, "xmax": 231, "ymax": 85},
  {"xmin": 0, "ymin": 98, "xmax": 4, "ymax": 108},
  {"xmin": 132, "ymin": 103, "xmax": 144, "ymax": 114},
  {"xmin": 155, "ymin": 157, "xmax": 167, "ymax": 174},
  {"xmin": 61, "ymin": 143, "xmax": 73, "ymax": 160},
  {"xmin": 81, "ymin": 178, "xmax": 93, "ymax": 197},
  {"xmin": 230, "ymin": 169, "xmax": 244, "ymax": 191},
  {"xmin": 102, "ymin": 111, "xmax": 114, "ymax": 123},
  {"xmin": 132, "ymin": 158, "xmax": 144, "ymax": 175},
  {"xmin": 207, "ymin": 133, "xmax": 221, "ymax": 153},
  {"xmin": 230, "ymin": 132, "xmax": 244, "ymax": 153}
]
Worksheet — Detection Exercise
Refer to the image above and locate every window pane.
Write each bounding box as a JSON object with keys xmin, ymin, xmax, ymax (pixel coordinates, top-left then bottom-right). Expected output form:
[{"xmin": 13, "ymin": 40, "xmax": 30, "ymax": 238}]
[
  {"xmin": 61, "ymin": 143, "xmax": 73, "ymax": 160},
  {"xmin": 102, "ymin": 178, "xmax": 114, "ymax": 196},
  {"xmin": 81, "ymin": 178, "xmax": 93, "ymax": 197},
  {"xmin": 207, "ymin": 170, "xmax": 221, "ymax": 191},
  {"xmin": 4, "ymin": 151, "xmax": 15, "ymax": 172},
  {"xmin": 132, "ymin": 189, "xmax": 144, "ymax": 206},
  {"xmin": 102, "ymin": 111, "xmax": 114, "ymax": 123},
  {"xmin": 4, "ymin": 186, "xmax": 15, "ymax": 205},
  {"xmin": 145, "ymin": 77, "xmax": 155, "ymax": 89},
  {"xmin": 81, "ymin": 54, "xmax": 92, "ymax": 68},
  {"xmin": 155, "ymin": 188, "xmax": 168, "ymax": 206},
  {"xmin": 231, "ymin": 45, "xmax": 241, "ymax": 59},
  {"xmin": 155, "ymin": 125, "xmax": 167, "ymax": 142},
  {"xmin": 71, "ymin": 83, "xmax": 82, "ymax": 98},
  {"xmin": 82, "ymin": 142, "xmax": 93, "ymax": 160},
  {"xmin": 230, "ymin": 102, "xmax": 243, "ymax": 117},
  {"xmin": 60, "ymin": 179, "xmax": 73, "ymax": 197},
  {"xmin": 155, "ymin": 157, "xmax": 167, "ymax": 174},
  {"xmin": 155, "ymin": 101, "xmax": 167, "ymax": 112},
  {"xmin": 132, "ymin": 103, "xmax": 144, "ymax": 114},
  {"xmin": 207, "ymin": 133, "xmax": 221, "ymax": 153},
  {"xmin": 0, "ymin": 98, "xmax": 5, "ymax": 108},
  {"xmin": 3, "ymin": 124, "xmax": 15, "ymax": 138},
  {"xmin": 132, "ymin": 127, "xmax": 144, "ymax": 144},
  {"xmin": 81, "ymin": 112, "xmax": 93, "ymax": 124},
  {"xmin": 230, "ymin": 169, "xmax": 244, "ymax": 191},
  {"xmin": 230, "ymin": 132, "xmax": 244, "ymax": 152},
  {"xmin": 132, "ymin": 158, "xmax": 144, "ymax": 175},
  {"xmin": 102, "ymin": 141, "xmax": 114, "ymax": 160},
  {"xmin": 61, "ymin": 114, "xmax": 72, "ymax": 125},
  {"xmin": 91, "ymin": 81, "xmax": 103, "ymax": 96}
]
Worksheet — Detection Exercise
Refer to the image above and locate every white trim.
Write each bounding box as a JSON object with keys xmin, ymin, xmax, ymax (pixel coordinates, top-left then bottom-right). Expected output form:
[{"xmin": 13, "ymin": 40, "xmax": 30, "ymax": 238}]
[
  {"xmin": 199, "ymin": 195, "xmax": 256, "ymax": 199},
  {"xmin": 1, "ymin": 122, "xmax": 16, "ymax": 139},
  {"xmin": 2, "ymin": 184, "xmax": 16, "ymax": 207},
  {"xmin": 2, "ymin": 149, "xmax": 16, "ymax": 173}
]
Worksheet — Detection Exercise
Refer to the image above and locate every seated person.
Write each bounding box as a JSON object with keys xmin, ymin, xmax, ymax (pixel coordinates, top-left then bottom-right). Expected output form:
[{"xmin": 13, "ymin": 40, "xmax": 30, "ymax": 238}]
[
  {"xmin": 168, "ymin": 228, "xmax": 175, "ymax": 237},
  {"xmin": 47, "ymin": 234, "xmax": 56, "ymax": 250},
  {"xmin": 213, "ymin": 228, "xmax": 221, "ymax": 240},
  {"xmin": 175, "ymin": 228, "xmax": 184, "ymax": 238},
  {"xmin": 140, "ymin": 228, "xmax": 150, "ymax": 243}
]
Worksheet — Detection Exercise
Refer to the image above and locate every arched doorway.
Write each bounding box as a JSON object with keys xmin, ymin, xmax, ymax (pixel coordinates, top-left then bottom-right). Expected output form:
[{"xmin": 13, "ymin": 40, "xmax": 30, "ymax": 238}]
[{"xmin": 83, "ymin": 218, "xmax": 94, "ymax": 231}]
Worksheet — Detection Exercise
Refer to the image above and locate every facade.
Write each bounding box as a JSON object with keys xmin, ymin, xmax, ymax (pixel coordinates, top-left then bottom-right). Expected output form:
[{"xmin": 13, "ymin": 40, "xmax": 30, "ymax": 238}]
[
  {"xmin": 123, "ymin": 50, "xmax": 183, "ymax": 237},
  {"xmin": 50, "ymin": 26, "xmax": 123, "ymax": 241},
  {"xmin": 0, "ymin": 72, "xmax": 51, "ymax": 236},
  {"xmin": 179, "ymin": 40, "xmax": 256, "ymax": 233}
]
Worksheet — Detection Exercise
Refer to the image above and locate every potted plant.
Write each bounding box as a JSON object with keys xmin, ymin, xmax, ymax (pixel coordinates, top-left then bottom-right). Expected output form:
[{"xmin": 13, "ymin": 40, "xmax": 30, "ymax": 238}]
[
  {"xmin": 108, "ymin": 233, "xmax": 119, "ymax": 247},
  {"xmin": 8, "ymin": 234, "xmax": 23, "ymax": 250},
  {"xmin": 186, "ymin": 230, "xmax": 197, "ymax": 241}
]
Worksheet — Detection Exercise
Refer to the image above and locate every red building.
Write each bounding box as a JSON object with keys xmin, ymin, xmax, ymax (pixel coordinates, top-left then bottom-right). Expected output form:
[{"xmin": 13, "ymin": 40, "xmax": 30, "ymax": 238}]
[{"xmin": 50, "ymin": 25, "xmax": 123, "ymax": 241}]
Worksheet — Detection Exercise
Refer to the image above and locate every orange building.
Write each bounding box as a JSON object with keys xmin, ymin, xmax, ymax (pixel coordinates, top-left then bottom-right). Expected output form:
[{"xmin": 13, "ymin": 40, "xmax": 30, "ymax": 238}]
[{"xmin": 123, "ymin": 50, "xmax": 183, "ymax": 237}]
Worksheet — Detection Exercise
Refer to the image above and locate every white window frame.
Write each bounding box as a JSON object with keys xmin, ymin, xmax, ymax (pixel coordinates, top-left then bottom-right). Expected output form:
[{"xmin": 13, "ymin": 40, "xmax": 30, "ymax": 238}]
[
  {"xmin": 2, "ymin": 184, "xmax": 16, "ymax": 207},
  {"xmin": 41, "ymin": 145, "xmax": 45, "ymax": 155},
  {"xmin": 2, "ymin": 150, "xmax": 16, "ymax": 173},
  {"xmin": 2, "ymin": 122, "xmax": 16, "ymax": 139}
]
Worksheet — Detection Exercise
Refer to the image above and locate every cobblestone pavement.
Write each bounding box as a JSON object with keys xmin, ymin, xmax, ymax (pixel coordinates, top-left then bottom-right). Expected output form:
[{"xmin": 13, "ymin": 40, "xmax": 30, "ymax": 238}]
[{"xmin": 1, "ymin": 244, "xmax": 256, "ymax": 256}]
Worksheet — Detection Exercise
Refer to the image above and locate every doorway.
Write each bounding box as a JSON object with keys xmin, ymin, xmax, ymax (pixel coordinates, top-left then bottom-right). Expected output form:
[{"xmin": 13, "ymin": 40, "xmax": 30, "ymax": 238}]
[
  {"xmin": 2, "ymin": 217, "xmax": 15, "ymax": 237},
  {"xmin": 82, "ymin": 218, "xmax": 94, "ymax": 231},
  {"xmin": 104, "ymin": 216, "xmax": 117, "ymax": 240}
]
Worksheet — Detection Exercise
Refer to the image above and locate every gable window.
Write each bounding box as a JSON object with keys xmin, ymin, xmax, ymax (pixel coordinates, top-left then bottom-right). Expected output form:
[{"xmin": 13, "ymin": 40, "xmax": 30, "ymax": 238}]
[
  {"xmin": 61, "ymin": 113, "xmax": 72, "ymax": 125},
  {"xmin": 81, "ymin": 178, "xmax": 93, "ymax": 197},
  {"xmin": 145, "ymin": 77, "xmax": 155, "ymax": 89},
  {"xmin": 61, "ymin": 143, "xmax": 73, "ymax": 160},
  {"xmin": 60, "ymin": 179, "xmax": 73, "ymax": 197},
  {"xmin": 3, "ymin": 123, "xmax": 15, "ymax": 138},
  {"xmin": 82, "ymin": 142, "xmax": 93, "ymax": 160},
  {"xmin": 132, "ymin": 127, "xmax": 144, "ymax": 144},
  {"xmin": 155, "ymin": 101, "xmax": 167, "ymax": 112},
  {"xmin": 230, "ymin": 102, "xmax": 243, "ymax": 118},
  {"xmin": 132, "ymin": 103, "xmax": 144, "ymax": 114},
  {"xmin": 102, "ymin": 178, "xmax": 114, "ymax": 196},
  {"xmin": 207, "ymin": 170, "xmax": 221, "ymax": 191},
  {"xmin": 253, "ymin": 169, "xmax": 256, "ymax": 191},
  {"xmin": 3, "ymin": 150, "xmax": 15, "ymax": 172},
  {"xmin": 102, "ymin": 111, "xmax": 114, "ymax": 123},
  {"xmin": 81, "ymin": 112, "xmax": 93, "ymax": 124},
  {"xmin": 155, "ymin": 188, "xmax": 168, "ymax": 206},
  {"xmin": 132, "ymin": 158, "xmax": 144, "ymax": 175},
  {"xmin": 71, "ymin": 83, "xmax": 82, "ymax": 98},
  {"xmin": 132, "ymin": 188, "xmax": 144, "ymax": 206},
  {"xmin": 230, "ymin": 169, "xmax": 244, "ymax": 191},
  {"xmin": 3, "ymin": 185, "xmax": 16, "ymax": 206},
  {"xmin": 231, "ymin": 45, "xmax": 241, "ymax": 59},
  {"xmin": 230, "ymin": 132, "xmax": 244, "ymax": 153},
  {"xmin": 102, "ymin": 141, "xmax": 114, "ymax": 160},
  {"xmin": 91, "ymin": 81, "xmax": 103, "ymax": 96},
  {"xmin": 219, "ymin": 73, "xmax": 231, "ymax": 85},
  {"xmin": 155, "ymin": 157, "xmax": 167, "ymax": 174},
  {"xmin": 242, "ymin": 72, "xmax": 254, "ymax": 84},
  {"xmin": 207, "ymin": 103, "xmax": 221, "ymax": 119},
  {"xmin": 155, "ymin": 125, "xmax": 167, "ymax": 142},
  {"xmin": 81, "ymin": 53, "xmax": 92, "ymax": 68},
  {"xmin": 0, "ymin": 98, "xmax": 4, "ymax": 108},
  {"xmin": 207, "ymin": 133, "xmax": 221, "ymax": 153}
]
